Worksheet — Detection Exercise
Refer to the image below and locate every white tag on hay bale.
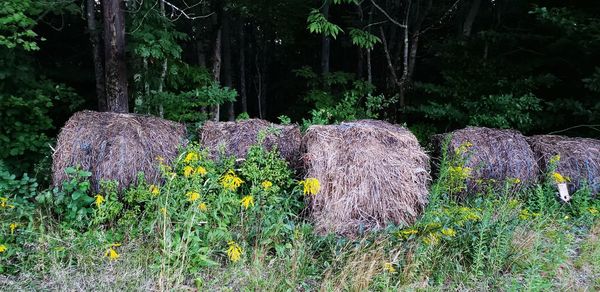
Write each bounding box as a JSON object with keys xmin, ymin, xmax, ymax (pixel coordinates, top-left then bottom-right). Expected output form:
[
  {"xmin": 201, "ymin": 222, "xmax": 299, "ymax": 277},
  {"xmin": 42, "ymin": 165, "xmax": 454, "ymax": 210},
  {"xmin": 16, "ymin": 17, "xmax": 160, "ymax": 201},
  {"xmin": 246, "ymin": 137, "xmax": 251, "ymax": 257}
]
[{"xmin": 557, "ymin": 183, "xmax": 570, "ymax": 202}]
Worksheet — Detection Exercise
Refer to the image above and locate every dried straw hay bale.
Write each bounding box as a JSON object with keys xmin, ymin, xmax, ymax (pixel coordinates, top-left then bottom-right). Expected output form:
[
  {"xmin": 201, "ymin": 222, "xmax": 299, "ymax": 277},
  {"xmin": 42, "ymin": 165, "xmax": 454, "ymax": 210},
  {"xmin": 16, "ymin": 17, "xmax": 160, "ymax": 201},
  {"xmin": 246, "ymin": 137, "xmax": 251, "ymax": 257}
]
[
  {"xmin": 199, "ymin": 119, "xmax": 301, "ymax": 167},
  {"xmin": 441, "ymin": 127, "xmax": 538, "ymax": 195},
  {"xmin": 302, "ymin": 119, "xmax": 431, "ymax": 236},
  {"xmin": 527, "ymin": 135, "xmax": 600, "ymax": 194},
  {"xmin": 52, "ymin": 110, "xmax": 186, "ymax": 191}
]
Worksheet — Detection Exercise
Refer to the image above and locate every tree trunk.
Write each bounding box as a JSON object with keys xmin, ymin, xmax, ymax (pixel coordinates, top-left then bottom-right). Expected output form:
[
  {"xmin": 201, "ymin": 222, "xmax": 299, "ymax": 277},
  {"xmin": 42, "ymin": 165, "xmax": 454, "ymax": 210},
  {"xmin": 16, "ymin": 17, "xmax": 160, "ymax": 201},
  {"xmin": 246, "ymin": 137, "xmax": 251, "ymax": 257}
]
[
  {"xmin": 462, "ymin": 0, "xmax": 481, "ymax": 38},
  {"xmin": 238, "ymin": 19, "xmax": 247, "ymax": 114},
  {"xmin": 86, "ymin": 0, "xmax": 106, "ymax": 111},
  {"xmin": 103, "ymin": 0, "xmax": 128, "ymax": 113},
  {"xmin": 222, "ymin": 13, "xmax": 234, "ymax": 121},
  {"xmin": 211, "ymin": 27, "xmax": 222, "ymax": 121},
  {"xmin": 158, "ymin": 0, "xmax": 167, "ymax": 118},
  {"xmin": 320, "ymin": 0, "xmax": 331, "ymax": 74}
]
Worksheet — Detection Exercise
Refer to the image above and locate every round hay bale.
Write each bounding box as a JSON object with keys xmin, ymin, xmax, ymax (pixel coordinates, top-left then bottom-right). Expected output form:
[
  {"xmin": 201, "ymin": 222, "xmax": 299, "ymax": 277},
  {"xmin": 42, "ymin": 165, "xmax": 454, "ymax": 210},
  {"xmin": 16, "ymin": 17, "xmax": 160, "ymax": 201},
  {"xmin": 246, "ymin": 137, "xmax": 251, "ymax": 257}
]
[
  {"xmin": 302, "ymin": 119, "xmax": 431, "ymax": 236},
  {"xmin": 199, "ymin": 119, "xmax": 302, "ymax": 168},
  {"xmin": 527, "ymin": 135, "xmax": 600, "ymax": 194},
  {"xmin": 440, "ymin": 127, "xmax": 538, "ymax": 195},
  {"xmin": 52, "ymin": 110, "xmax": 187, "ymax": 191}
]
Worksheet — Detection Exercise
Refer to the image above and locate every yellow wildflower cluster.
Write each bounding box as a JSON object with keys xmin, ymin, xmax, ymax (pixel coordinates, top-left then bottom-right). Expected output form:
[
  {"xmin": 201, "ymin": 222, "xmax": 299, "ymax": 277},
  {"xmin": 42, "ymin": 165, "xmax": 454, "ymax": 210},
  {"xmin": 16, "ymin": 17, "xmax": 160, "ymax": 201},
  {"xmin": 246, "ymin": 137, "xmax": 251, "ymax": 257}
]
[
  {"xmin": 0, "ymin": 244, "xmax": 7, "ymax": 253},
  {"xmin": 449, "ymin": 166, "xmax": 472, "ymax": 181},
  {"xmin": 198, "ymin": 202, "xmax": 208, "ymax": 212},
  {"xmin": 508, "ymin": 199, "xmax": 520, "ymax": 209},
  {"xmin": 589, "ymin": 207, "xmax": 598, "ymax": 215},
  {"xmin": 508, "ymin": 177, "xmax": 521, "ymax": 184},
  {"xmin": 220, "ymin": 170, "xmax": 244, "ymax": 191},
  {"xmin": 261, "ymin": 180, "xmax": 273, "ymax": 190},
  {"xmin": 552, "ymin": 172, "xmax": 569, "ymax": 184},
  {"xmin": 95, "ymin": 194, "xmax": 105, "ymax": 207},
  {"xmin": 9, "ymin": 223, "xmax": 18, "ymax": 234},
  {"xmin": 0, "ymin": 197, "xmax": 14, "ymax": 209},
  {"xmin": 240, "ymin": 195, "xmax": 254, "ymax": 209},
  {"xmin": 106, "ymin": 243, "xmax": 121, "ymax": 260},
  {"xmin": 149, "ymin": 185, "xmax": 160, "ymax": 196},
  {"xmin": 549, "ymin": 154, "xmax": 561, "ymax": 164},
  {"xmin": 183, "ymin": 166, "xmax": 194, "ymax": 177},
  {"xmin": 196, "ymin": 166, "xmax": 207, "ymax": 176},
  {"xmin": 398, "ymin": 228, "xmax": 418, "ymax": 239},
  {"xmin": 184, "ymin": 151, "xmax": 199, "ymax": 164},
  {"xmin": 441, "ymin": 227, "xmax": 456, "ymax": 237},
  {"xmin": 455, "ymin": 141, "xmax": 473, "ymax": 155},
  {"xmin": 423, "ymin": 232, "xmax": 441, "ymax": 245},
  {"xmin": 519, "ymin": 209, "xmax": 540, "ymax": 220},
  {"xmin": 187, "ymin": 191, "xmax": 201, "ymax": 202},
  {"xmin": 227, "ymin": 241, "xmax": 242, "ymax": 262},
  {"xmin": 301, "ymin": 178, "xmax": 320, "ymax": 195},
  {"xmin": 383, "ymin": 262, "xmax": 396, "ymax": 273}
]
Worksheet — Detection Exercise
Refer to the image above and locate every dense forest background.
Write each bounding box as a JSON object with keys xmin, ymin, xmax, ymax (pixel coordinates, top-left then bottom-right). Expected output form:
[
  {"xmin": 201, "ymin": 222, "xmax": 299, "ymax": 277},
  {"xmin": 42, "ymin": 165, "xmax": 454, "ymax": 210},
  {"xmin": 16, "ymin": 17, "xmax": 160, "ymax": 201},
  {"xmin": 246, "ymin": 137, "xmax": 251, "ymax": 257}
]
[{"xmin": 1, "ymin": 0, "xmax": 599, "ymax": 175}]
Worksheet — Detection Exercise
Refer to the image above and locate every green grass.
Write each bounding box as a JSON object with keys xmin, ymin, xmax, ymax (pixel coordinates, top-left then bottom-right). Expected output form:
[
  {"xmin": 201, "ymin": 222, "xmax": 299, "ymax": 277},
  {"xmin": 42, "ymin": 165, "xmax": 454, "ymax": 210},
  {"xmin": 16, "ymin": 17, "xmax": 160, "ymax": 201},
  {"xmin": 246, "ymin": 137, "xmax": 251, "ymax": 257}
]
[
  {"xmin": 1, "ymin": 145, "xmax": 598, "ymax": 291},
  {"xmin": 1, "ymin": 191, "xmax": 598, "ymax": 291}
]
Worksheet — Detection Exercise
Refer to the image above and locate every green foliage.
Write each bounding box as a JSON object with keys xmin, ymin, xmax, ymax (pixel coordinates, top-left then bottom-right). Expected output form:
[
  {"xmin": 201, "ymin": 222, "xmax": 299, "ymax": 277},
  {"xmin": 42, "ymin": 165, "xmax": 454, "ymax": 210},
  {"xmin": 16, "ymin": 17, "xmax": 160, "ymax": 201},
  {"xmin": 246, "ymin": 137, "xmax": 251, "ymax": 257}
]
[
  {"xmin": 295, "ymin": 67, "xmax": 392, "ymax": 126},
  {"xmin": 0, "ymin": 160, "xmax": 37, "ymax": 199},
  {"xmin": 307, "ymin": 9, "xmax": 343, "ymax": 39},
  {"xmin": 0, "ymin": 0, "xmax": 40, "ymax": 51},
  {"xmin": 36, "ymin": 166, "xmax": 94, "ymax": 229},
  {"xmin": 349, "ymin": 28, "xmax": 381, "ymax": 51}
]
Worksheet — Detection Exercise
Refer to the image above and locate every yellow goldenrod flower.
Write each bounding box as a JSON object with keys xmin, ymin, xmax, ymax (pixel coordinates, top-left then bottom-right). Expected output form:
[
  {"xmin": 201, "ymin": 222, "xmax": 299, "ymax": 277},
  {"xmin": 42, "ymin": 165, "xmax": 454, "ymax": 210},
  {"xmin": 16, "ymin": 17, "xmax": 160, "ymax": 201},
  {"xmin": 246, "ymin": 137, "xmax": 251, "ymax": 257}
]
[
  {"xmin": 301, "ymin": 178, "xmax": 320, "ymax": 195},
  {"xmin": 196, "ymin": 166, "xmax": 208, "ymax": 176},
  {"xmin": 198, "ymin": 202, "xmax": 208, "ymax": 212},
  {"xmin": 95, "ymin": 194, "xmax": 105, "ymax": 207},
  {"xmin": 241, "ymin": 195, "xmax": 254, "ymax": 209},
  {"xmin": 149, "ymin": 185, "xmax": 160, "ymax": 196},
  {"xmin": 589, "ymin": 207, "xmax": 598, "ymax": 215},
  {"xmin": 549, "ymin": 154, "xmax": 561, "ymax": 164},
  {"xmin": 441, "ymin": 227, "xmax": 456, "ymax": 237},
  {"xmin": 183, "ymin": 166, "xmax": 194, "ymax": 177},
  {"xmin": 519, "ymin": 209, "xmax": 529, "ymax": 220},
  {"xmin": 0, "ymin": 244, "xmax": 7, "ymax": 253},
  {"xmin": 160, "ymin": 207, "xmax": 167, "ymax": 215},
  {"xmin": 9, "ymin": 223, "xmax": 18, "ymax": 235},
  {"xmin": 423, "ymin": 232, "xmax": 441, "ymax": 245},
  {"xmin": 187, "ymin": 191, "xmax": 201, "ymax": 202},
  {"xmin": 508, "ymin": 199, "xmax": 520, "ymax": 209},
  {"xmin": 220, "ymin": 170, "xmax": 244, "ymax": 191},
  {"xmin": 552, "ymin": 172, "xmax": 568, "ymax": 184},
  {"xmin": 261, "ymin": 180, "xmax": 273, "ymax": 190},
  {"xmin": 184, "ymin": 151, "xmax": 199, "ymax": 164},
  {"xmin": 0, "ymin": 197, "xmax": 13, "ymax": 208},
  {"xmin": 449, "ymin": 166, "xmax": 472, "ymax": 180},
  {"xmin": 227, "ymin": 241, "xmax": 242, "ymax": 262},
  {"xmin": 509, "ymin": 178, "xmax": 521, "ymax": 184},
  {"xmin": 383, "ymin": 262, "xmax": 396, "ymax": 273},
  {"xmin": 106, "ymin": 247, "xmax": 120, "ymax": 260},
  {"xmin": 401, "ymin": 228, "xmax": 418, "ymax": 235},
  {"xmin": 455, "ymin": 141, "xmax": 473, "ymax": 155}
]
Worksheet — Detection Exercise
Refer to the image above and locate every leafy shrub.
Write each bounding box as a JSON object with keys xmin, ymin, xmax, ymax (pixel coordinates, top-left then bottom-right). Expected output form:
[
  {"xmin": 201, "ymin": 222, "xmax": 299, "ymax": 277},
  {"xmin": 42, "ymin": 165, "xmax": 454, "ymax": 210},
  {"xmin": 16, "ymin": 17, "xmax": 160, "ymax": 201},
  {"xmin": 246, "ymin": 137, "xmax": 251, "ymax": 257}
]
[{"xmin": 36, "ymin": 166, "xmax": 94, "ymax": 229}]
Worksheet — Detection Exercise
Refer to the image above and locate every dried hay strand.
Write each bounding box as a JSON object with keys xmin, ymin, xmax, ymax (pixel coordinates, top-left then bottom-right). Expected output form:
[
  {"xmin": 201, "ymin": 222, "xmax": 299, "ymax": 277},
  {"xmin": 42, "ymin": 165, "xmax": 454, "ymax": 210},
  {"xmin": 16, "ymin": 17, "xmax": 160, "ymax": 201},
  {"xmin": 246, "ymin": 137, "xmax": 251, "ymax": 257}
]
[
  {"xmin": 439, "ymin": 127, "xmax": 538, "ymax": 195},
  {"xmin": 527, "ymin": 135, "xmax": 600, "ymax": 194},
  {"xmin": 199, "ymin": 119, "xmax": 302, "ymax": 167},
  {"xmin": 52, "ymin": 110, "xmax": 186, "ymax": 191},
  {"xmin": 302, "ymin": 119, "xmax": 431, "ymax": 236}
]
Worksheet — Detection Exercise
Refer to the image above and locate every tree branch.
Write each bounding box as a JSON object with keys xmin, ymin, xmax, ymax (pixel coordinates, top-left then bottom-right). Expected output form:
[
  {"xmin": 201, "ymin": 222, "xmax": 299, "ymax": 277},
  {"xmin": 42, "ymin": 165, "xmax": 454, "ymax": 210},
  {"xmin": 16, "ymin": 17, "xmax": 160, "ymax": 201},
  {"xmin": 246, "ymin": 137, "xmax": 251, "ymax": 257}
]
[{"xmin": 369, "ymin": 0, "xmax": 406, "ymax": 28}]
